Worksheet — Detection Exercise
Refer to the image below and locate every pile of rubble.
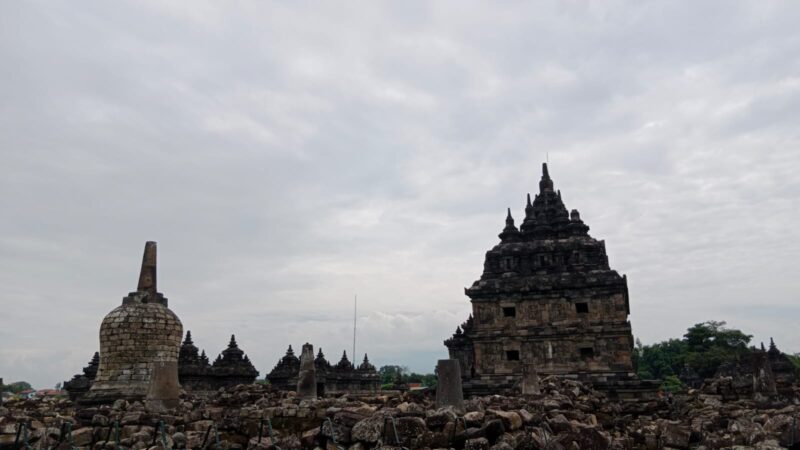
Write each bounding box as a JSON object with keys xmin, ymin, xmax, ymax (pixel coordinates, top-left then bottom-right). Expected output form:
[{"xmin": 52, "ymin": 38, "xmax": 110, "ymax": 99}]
[{"xmin": 1, "ymin": 376, "xmax": 798, "ymax": 449}]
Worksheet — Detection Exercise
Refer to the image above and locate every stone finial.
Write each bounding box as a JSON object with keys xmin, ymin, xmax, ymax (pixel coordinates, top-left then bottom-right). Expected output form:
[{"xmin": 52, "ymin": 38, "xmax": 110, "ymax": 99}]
[
  {"xmin": 137, "ymin": 241, "xmax": 158, "ymax": 295},
  {"xmin": 359, "ymin": 353, "xmax": 376, "ymax": 371},
  {"xmin": 570, "ymin": 209, "xmax": 581, "ymax": 222},
  {"xmin": 761, "ymin": 342, "xmax": 766, "ymax": 352},
  {"xmin": 184, "ymin": 331, "xmax": 194, "ymax": 346},
  {"xmin": 539, "ymin": 162, "xmax": 554, "ymax": 193},
  {"xmin": 768, "ymin": 338, "xmax": 778, "ymax": 354},
  {"xmin": 336, "ymin": 350, "xmax": 353, "ymax": 370},
  {"xmin": 200, "ymin": 350, "xmax": 209, "ymax": 366},
  {"xmin": 286, "ymin": 345, "xmax": 295, "ymax": 357},
  {"xmin": 228, "ymin": 334, "xmax": 238, "ymax": 349},
  {"xmin": 521, "ymin": 193, "xmax": 538, "ymax": 234},
  {"xmin": 499, "ymin": 208, "xmax": 521, "ymax": 241}
]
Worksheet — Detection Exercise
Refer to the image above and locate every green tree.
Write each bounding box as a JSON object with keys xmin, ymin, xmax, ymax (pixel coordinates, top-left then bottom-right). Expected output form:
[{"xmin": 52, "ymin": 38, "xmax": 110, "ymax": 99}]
[
  {"xmin": 2, "ymin": 381, "xmax": 32, "ymax": 394},
  {"xmin": 636, "ymin": 321, "xmax": 753, "ymax": 382},
  {"xmin": 378, "ymin": 365, "xmax": 406, "ymax": 385}
]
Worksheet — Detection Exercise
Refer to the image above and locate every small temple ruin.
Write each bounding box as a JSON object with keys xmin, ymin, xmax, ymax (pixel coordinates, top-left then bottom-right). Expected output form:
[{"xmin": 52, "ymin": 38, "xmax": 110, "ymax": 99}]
[
  {"xmin": 63, "ymin": 352, "xmax": 99, "ymax": 401},
  {"xmin": 267, "ymin": 345, "xmax": 381, "ymax": 395},
  {"xmin": 178, "ymin": 332, "xmax": 259, "ymax": 391},
  {"xmin": 445, "ymin": 163, "xmax": 656, "ymax": 398}
]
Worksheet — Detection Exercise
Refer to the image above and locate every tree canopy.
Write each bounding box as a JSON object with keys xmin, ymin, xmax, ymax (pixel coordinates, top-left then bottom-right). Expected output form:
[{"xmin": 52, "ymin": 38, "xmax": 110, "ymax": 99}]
[
  {"xmin": 1, "ymin": 381, "xmax": 33, "ymax": 394},
  {"xmin": 378, "ymin": 365, "xmax": 436, "ymax": 388},
  {"xmin": 634, "ymin": 320, "xmax": 753, "ymax": 382}
]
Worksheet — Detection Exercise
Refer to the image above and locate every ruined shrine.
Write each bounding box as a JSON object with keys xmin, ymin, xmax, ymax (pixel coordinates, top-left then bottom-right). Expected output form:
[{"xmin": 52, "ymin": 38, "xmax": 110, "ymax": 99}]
[
  {"xmin": 63, "ymin": 352, "xmax": 100, "ymax": 401},
  {"xmin": 80, "ymin": 242, "xmax": 183, "ymax": 408},
  {"xmin": 267, "ymin": 346, "xmax": 380, "ymax": 395},
  {"xmin": 178, "ymin": 332, "xmax": 259, "ymax": 391},
  {"xmin": 446, "ymin": 163, "xmax": 656, "ymax": 398}
]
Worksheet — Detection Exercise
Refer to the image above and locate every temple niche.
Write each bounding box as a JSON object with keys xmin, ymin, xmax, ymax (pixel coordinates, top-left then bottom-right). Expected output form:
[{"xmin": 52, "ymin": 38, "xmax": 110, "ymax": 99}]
[
  {"xmin": 178, "ymin": 332, "xmax": 259, "ymax": 391},
  {"xmin": 446, "ymin": 163, "xmax": 657, "ymax": 399},
  {"xmin": 267, "ymin": 346, "xmax": 380, "ymax": 395}
]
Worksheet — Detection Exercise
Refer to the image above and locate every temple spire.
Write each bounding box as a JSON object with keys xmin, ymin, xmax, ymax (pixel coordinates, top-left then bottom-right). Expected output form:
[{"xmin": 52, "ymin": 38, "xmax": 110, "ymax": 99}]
[
  {"xmin": 137, "ymin": 241, "xmax": 158, "ymax": 295},
  {"xmin": 539, "ymin": 163, "xmax": 554, "ymax": 193},
  {"xmin": 228, "ymin": 334, "xmax": 238, "ymax": 348},
  {"xmin": 184, "ymin": 330, "xmax": 193, "ymax": 345},
  {"xmin": 768, "ymin": 337, "xmax": 778, "ymax": 354},
  {"xmin": 499, "ymin": 208, "xmax": 520, "ymax": 241}
]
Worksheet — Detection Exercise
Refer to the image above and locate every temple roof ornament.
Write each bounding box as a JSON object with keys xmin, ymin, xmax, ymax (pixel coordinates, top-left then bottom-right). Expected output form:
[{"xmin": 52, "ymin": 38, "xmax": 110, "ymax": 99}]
[
  {"xmin": 358, "ymin": 354, "xmax": 376, "ymax": 371},
  {"xmin": 498, "ymin": 208, "xmax": 521, "ymax": 242},
  {"xmin": 335, "ymin": 351, "xmax": 354, "ymax": 371}
]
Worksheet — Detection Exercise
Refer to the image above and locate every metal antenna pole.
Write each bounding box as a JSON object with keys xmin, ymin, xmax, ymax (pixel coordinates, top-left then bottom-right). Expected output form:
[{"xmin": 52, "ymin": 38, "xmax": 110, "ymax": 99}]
[{"xmin": 353, "ymin": 295, "xmax": 357, "ymax": 361}]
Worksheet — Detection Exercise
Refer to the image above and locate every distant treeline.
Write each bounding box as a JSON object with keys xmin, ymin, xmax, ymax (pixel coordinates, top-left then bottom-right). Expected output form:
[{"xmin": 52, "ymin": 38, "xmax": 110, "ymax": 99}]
[
  {"xmin": 633, "ymin": 320, "xmax": 800, "ymax": 390},
  {"xmin": 378, "ymin": 365, "xmax": 437, "ymax": 389}
]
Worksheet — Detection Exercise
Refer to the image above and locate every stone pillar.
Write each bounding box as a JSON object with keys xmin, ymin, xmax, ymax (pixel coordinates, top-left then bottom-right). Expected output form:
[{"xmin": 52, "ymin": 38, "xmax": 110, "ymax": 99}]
[
  {"xmin": 435, "ymin": 359, "xmax": 464, "ymax": 413},
  {"xmin": 521, "ymin": 363, "xmax": 540, "ymax": 394},
  {"xmin": 297, "ymin": 343, "xmax": 317, "ymax": 399},
  {"xmin": 752, "ymin": 350, "xmax": 777, "ymax": 400}
]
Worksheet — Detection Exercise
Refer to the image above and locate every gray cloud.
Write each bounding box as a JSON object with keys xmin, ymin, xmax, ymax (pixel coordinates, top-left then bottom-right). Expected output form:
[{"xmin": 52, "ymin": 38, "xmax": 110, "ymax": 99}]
[{"xmin": 1, "ymin": 0, "xmax": 798, "ymax": 389}]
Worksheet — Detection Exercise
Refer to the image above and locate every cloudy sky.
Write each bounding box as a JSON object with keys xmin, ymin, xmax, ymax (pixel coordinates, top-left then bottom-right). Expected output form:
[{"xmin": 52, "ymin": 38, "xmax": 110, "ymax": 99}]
[{"xmin": 1, "ymin": 1, "xmax": 799, "ymax": 389}]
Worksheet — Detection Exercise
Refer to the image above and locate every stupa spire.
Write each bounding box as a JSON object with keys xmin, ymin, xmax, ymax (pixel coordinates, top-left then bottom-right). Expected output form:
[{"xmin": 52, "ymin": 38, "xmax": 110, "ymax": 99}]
[
  {"xmin": 137, "ymin": 241, "xmax": 158, "ymax": 295},
  {"xmin": 499, "ymin": 208, "xmax": 520, "ymax": 241}
]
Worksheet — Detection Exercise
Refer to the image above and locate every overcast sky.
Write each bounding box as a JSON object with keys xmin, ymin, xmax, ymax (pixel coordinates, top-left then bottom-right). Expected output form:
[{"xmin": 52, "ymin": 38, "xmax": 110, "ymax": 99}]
[{"xmin": 1, "ymin": 1, "xmax": 799, "ymax": 389}]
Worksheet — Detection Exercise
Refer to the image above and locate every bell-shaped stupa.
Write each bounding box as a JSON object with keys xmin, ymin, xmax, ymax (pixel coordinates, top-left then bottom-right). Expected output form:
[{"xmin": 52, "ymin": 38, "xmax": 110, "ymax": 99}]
[{"xmin": 82, "ymin": 242, "xmax": 183, "ymax": 409}]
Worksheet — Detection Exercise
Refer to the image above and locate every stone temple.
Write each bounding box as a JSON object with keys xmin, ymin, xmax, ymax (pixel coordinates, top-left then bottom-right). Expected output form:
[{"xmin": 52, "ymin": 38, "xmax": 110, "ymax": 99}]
[
  {"xmin": 267, "ymin": 346, "xmax": 381, "ymax": 395},
  {"xmin": 81, "ymin": 242, "xmax": 183, "ymax": 409},
  {"xmin": 178, "ymin": 331, "xmax": 259, "ymax": 391},
  {"xmin": 446, "ymin": 164, "xmax": 655, "ymax": 398}
]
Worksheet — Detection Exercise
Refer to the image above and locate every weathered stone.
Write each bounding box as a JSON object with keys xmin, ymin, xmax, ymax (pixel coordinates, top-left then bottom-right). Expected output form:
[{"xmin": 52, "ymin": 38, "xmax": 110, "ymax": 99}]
[
  {"xmin": 351, "ymin": 413, "xmax": 388, "ymax": 443},
  {"xmin": 425, "ymin": 407, "xmax": 457, "ymax": 429},
  {"xmin": 488, "ymin": 410, "xmax": 522, "ymax": 431},
  {"xmin": 382, "ymin": 416, "xmax": 426, "ymax": 448},
  {"xmin": 521, "ymin": 363, "xmax": 540, "ymax": 395},
  {"xmin": 435, "ymin": 359, "xmax": 465, "ymax": 414},
  {"xmin": 659, "ymin": 421, "xmax": 690, "ymax": 449},
  {"xmin": 465, "ymin": 437, "xmax": 490, "ymax": 450},
  {"xmin": 71, "ymin": 427, "xmax": 95, "ymax": 446},
  {"xmin": 297, "ymin": 343, "xmax": 317, "ymax": 399}
]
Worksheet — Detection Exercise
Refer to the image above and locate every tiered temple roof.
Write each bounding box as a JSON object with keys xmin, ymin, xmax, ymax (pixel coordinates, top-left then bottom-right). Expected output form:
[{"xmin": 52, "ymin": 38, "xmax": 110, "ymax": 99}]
[
  {"xmin": 446, "ymin": 163, "xmax": 652, "ymax": 398},
  {"xmin": 178, "ymin": 332, "xmax": 259, "ymax": 391},
  {"xmin": 267, "ymin": 345, "xmax": 380, "ymax": 395}
]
